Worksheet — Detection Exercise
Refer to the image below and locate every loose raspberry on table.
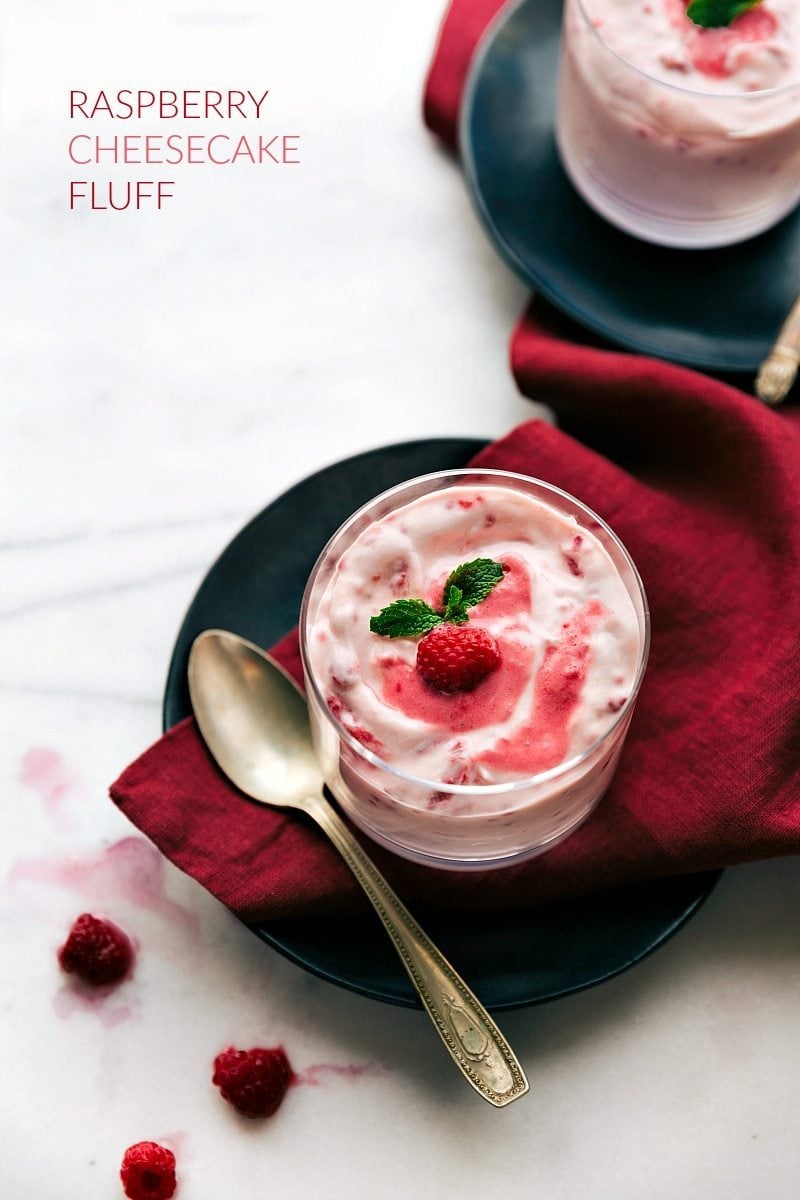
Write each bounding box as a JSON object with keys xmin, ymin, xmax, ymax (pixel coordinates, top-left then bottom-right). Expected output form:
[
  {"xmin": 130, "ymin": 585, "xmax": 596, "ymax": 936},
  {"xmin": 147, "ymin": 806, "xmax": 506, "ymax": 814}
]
[
  {"xmin": 212, "ymin": 1045, "xmax": 293, "ymax": 1118},
  {"xmin": 416, "ymin": 623, "xmax": 500, "ymax": 693},
  {"xmin": 120, "ymin": 1142, "xmax": 177, "ymax": 1200},
  {"xmin": 57, "ymin": 913, "xmax": 133, "ymax": 986}
]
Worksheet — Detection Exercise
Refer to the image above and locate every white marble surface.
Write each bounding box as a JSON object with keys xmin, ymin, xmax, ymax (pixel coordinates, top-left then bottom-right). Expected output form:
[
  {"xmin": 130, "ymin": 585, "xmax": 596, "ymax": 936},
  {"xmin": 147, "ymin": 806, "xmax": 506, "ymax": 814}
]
[{"xmin": 2, "ymin": 2, "xmax": 799, "ymax": 1197}]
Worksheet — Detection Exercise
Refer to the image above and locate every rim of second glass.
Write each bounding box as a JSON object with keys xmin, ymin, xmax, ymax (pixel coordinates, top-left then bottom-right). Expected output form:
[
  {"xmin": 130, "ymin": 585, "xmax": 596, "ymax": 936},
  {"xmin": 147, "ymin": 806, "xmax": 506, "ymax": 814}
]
[
  {"xmin": 572, "ymin": 0, "xmax": 800, "ymax": 103},
  {"xmin": 299, "ymin": 469, "xmax": 651, "ymax": 802}
]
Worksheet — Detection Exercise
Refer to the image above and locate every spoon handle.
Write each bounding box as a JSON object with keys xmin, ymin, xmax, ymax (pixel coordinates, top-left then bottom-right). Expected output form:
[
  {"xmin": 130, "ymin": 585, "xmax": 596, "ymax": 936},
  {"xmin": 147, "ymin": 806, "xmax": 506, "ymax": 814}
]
[{"xmin": 305, "ymin": 793, "xmax": 529, "ymax": 1108}]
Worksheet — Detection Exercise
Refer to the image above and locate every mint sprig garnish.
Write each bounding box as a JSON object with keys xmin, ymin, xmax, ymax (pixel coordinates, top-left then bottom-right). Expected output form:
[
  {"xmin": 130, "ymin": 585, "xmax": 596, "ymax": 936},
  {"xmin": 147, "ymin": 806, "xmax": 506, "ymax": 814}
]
[
  {"xmin": 686, "ymin": 0, "xmax": 761, "ymax": 28},
  {"xmin": 444, "ymin": 558, "xmax": 505, "ymax": 613},
  {"xmin": 443, "ymin": 583, "xmax": 467, "ymax": 625},
  {"xmin": 369, "ymin": 557, "xmax": 505, "ymax": 639},
  {"xmin": 368, "ymin": 598, "xmax": 443, "ymax": 639}
]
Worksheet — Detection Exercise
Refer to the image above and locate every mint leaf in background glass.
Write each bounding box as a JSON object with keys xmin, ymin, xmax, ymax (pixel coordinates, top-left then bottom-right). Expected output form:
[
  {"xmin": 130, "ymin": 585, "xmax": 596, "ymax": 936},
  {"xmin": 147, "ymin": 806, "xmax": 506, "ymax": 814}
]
[
  {"xmin": 686, "ymin": 0, "xmax": 761, "ymax": 28},
  {"xmin": 369, "ymin": 599, "xmax": 442, "ymax": 638},
  {"xmin": 443, "ymin": 558, "xmax": 505, "ymax": 611}
]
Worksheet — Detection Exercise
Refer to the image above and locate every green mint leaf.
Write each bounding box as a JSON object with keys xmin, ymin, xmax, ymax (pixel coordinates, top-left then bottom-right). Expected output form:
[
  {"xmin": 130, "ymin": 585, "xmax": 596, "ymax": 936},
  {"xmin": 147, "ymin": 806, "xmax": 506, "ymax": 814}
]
[
  {"xmin": 370, "ymin": 557, "xmax": 505, "ymax": 640},
  {"xmin": 369, "ymin": 598, "xmax": 442, "ymax": 639},
  {"xmin": 686, "ymin": 0, "xmax": 761, "ymax": 29},
  {"xmin": 443, "ymin": 558, "xmax": 505, "ymax": 612},
  {"xmin": 443, "ymin": 584, "xmax": 469, "ymax": 625}
]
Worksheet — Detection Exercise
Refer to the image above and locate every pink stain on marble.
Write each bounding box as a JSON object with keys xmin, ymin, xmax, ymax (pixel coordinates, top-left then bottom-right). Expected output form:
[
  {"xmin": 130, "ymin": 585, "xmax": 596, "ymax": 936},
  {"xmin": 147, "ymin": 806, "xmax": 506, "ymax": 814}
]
[
  {"xmin": 292, "ymin": 1062, "xmax": 386, "ymax": 1087},
  {"xmin": 8, "ymin": 837, "xmax": 199, "ymax": 939},
  {"xmin": 20, "ymin": 747, "xmax": 77, "ymax": 828},
  {"xmin": 13, "ymin": 753, "xmax": 197, "ymax": 941},
  {"xmin": 53, "ymin": 923, "xmax": 141, "ymax": 1026},
  {"xmin": 155, "ymin": 1132, "xmax": 190, "ymax": 1158},
  {"xmin": 53, "ymin": 981, "xmax": 134, "ymax": 1029}
]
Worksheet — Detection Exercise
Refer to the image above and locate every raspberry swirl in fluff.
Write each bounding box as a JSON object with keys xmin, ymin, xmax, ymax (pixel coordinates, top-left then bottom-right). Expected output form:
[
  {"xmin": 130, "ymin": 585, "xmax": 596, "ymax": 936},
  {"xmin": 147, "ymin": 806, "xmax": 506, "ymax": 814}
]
[
  {"xmin": 588, "ymin": 0, "xmax": 800, "ymax": 93},
  {"xmin": 306, "ymin": 483, "xmax": 642, "ymax": 800}
]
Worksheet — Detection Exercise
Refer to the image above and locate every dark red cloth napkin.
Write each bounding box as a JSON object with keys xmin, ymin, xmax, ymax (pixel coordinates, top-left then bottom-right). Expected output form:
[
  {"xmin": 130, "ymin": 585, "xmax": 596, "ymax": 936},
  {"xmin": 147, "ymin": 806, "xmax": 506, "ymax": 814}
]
[
  {"xmin": 110, "ymin": 3, "xmax": 800, "ymax": 922},
  {"xmin": 423, "ymin": 0, "xmax": 507, "ymax": 151}
]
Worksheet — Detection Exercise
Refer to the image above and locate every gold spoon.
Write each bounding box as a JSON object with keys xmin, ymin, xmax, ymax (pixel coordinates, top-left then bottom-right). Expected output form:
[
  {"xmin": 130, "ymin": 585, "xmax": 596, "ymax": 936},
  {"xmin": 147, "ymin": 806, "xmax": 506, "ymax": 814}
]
[
  {"xmin": 188, "ymin": 628, "xmax": 529, "ymax": 1108},
  {"xmin": 755, "ymin": 291, "xmax": 800, "ymax": 405}
]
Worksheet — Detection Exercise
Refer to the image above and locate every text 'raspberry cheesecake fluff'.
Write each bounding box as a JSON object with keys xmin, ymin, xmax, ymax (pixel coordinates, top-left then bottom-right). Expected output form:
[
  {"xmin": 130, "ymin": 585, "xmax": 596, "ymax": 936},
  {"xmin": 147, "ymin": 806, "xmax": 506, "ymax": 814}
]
[{"xmin": 300, "ymin": 471, "xmax": 650, "ymax": 869}]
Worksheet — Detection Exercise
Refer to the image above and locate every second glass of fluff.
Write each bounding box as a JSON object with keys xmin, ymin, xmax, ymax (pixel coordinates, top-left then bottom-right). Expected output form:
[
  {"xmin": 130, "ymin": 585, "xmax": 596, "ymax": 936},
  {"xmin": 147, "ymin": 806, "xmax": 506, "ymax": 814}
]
[{"xmin": 556, "ymin": 0, "xmax": 800, "ymax": 248}]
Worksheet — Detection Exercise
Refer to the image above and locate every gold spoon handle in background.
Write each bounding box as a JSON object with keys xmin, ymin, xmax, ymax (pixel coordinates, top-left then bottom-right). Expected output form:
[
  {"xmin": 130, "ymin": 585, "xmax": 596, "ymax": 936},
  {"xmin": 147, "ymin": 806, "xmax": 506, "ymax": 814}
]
[
  {"xmin": 755, "ymin": 292, "xmax": 800, "ymax": 405},
  {"xmin": 305, "ymin": 792, "xmax": 529, "ymax": 1107}
]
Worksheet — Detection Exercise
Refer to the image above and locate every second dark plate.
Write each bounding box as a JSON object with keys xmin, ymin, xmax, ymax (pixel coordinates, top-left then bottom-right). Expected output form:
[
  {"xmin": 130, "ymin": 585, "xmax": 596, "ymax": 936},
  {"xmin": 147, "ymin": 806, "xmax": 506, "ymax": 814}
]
[
  {"xmin": 460, "ymin": 0, "xmax": 800, "ymax": 373},
  {"xmin": 164, "ymin": 439, "xmax": 720, "ymax": 1009}
]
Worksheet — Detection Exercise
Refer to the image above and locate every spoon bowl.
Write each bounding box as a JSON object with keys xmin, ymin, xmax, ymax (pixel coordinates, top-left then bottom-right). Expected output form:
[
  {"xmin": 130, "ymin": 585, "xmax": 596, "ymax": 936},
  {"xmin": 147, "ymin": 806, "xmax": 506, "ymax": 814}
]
[
  {"xmin": 188, "ymin": 629, "xmax": 322, "ymax": 808},
  {"xmin": 188, "ymin": 628, "xmax": 529, "ymax": 1108}
]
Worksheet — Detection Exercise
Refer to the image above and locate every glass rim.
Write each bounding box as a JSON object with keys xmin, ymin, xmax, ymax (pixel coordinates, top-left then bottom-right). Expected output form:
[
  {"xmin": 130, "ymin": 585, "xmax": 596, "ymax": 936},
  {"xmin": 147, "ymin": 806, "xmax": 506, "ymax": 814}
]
[
  {"xmin": 572, "ymin": 0, "xmax": 800, "ymax": 102},
  {"xmin": 299, "ymin": 468, "xmax": 651, "ymax": 798}
]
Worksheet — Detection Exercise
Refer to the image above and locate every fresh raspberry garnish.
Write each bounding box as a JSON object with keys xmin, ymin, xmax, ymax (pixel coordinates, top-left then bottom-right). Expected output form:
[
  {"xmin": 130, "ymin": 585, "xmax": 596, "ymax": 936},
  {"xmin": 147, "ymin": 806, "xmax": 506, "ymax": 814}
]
[
  {"xmin": 212, "ymin": 1046, "xmax": 293, "ymax": 1118},
  {"xmin": 416, "ymin": 624, "xmax": 500, "ymax": 693},
  {"xmin": 120, "ymin": 1142, "xmax": 176, "ymax": 1200},
  {"xmin": 58, "ymin": 913, "xmax": 133, "ymax": 986}
]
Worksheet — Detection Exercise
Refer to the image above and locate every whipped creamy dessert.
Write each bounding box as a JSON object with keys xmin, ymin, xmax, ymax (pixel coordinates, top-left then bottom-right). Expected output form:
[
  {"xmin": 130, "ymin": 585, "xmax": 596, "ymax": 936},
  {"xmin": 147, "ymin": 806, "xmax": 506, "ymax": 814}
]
[
  {"xmin": 300, "ymin": 472, "xmax": 649, "ymax": 869},
  {"xmin": 556, "ymin": 0, "xmax": 800, "ymax": 246}
]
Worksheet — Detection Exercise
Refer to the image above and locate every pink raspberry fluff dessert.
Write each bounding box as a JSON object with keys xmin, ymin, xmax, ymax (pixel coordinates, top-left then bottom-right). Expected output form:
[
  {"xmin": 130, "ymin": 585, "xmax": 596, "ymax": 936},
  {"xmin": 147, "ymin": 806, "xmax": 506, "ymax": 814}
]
[{"xmin": 302, "ymin": 474, "xmax": 648, "ymax": 868}]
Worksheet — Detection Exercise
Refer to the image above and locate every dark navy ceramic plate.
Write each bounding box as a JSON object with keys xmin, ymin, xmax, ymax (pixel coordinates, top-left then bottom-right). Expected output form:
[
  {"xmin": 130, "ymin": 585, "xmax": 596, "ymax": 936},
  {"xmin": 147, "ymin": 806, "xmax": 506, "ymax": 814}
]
[
  {"xmin": 164, "ymin": 439, "xmax": 721, "ymax": 1009},
  {"xmin": 460, "ymin": 0, "xmax": 800, "ymax": 374}
]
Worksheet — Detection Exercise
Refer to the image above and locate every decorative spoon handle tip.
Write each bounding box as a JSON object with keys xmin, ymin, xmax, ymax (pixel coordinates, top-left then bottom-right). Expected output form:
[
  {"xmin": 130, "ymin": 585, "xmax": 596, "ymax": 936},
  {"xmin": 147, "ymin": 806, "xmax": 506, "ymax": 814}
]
[
  {"xmin": 755, "ymin": 349, "xmax": 799, "ymax": 405},
  {"xmin": 308, "ymin": 794, "xmax": 529, "ymax": 1108},
  {"xmin": 755, "ymin": 292, "xmax": 800, "ymax": 405}
]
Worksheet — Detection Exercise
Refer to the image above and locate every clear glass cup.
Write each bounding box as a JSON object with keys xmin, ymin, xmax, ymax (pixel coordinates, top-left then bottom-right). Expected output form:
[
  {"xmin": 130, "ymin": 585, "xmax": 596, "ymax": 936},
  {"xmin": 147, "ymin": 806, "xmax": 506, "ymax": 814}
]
[
  {"xmin": 556, "ymin": 0, "xmax": 800, "ymax": 247},
  {"xmin": 299, "ymin": 470, "xmax": 650, "ymax": 871}
]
